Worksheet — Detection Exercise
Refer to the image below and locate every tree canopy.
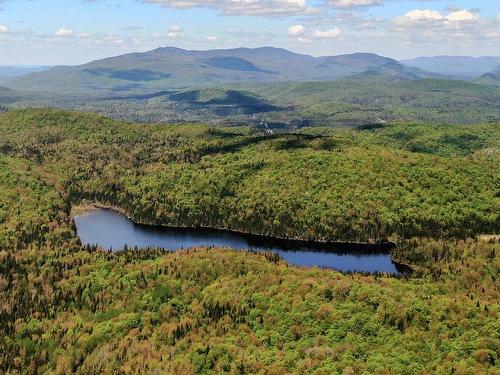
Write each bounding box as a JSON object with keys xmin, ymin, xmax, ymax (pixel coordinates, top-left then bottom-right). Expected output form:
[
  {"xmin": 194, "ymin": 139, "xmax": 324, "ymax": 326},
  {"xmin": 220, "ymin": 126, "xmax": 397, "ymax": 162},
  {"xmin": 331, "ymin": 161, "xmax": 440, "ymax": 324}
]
[{"xmin": 0, "ymin": 109, "xmax": 498, "ymax": 374}]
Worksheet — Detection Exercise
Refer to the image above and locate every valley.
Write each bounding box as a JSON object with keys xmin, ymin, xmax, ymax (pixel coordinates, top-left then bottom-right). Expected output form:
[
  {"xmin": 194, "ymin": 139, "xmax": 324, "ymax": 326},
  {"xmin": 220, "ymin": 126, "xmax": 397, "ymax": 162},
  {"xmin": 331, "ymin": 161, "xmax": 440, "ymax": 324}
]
[
  {"xmin": 1, "ymin": 48, "xmax": 498, "ymax": 130},
  {"xmin": 0, "ymin": 40, "xmax": 499, "ymax": 375}
]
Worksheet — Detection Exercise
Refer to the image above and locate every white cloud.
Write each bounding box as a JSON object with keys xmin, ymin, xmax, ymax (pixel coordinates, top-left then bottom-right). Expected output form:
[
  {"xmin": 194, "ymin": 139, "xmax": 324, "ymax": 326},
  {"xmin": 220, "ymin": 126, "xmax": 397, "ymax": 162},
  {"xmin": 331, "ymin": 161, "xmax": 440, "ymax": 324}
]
[
  {"xmin": 142, "ymin": 0, "xmax": 316, "ymax": 17},
  {"xmin": 206, "ymin": 35, "xmax": 217, "ymax": 41},
  {"xmin": 288, "ymin": 24, "xmax": 305, "ymax": 36},
  {"xmin": 326, "ymin": 0, "xmax": 381, "ymax": 9},
  {"xmin": 447, "ymin": 10, "xmax": 479, "ymax": 22},
  {"xmin": 93, "ymin": 33, "xmax": 123, "ymax": 45},
  {"xmin": 312, "ymin": 27, "xmax": 341, "ymax": 38},
  {"xmin": 288, "ymin": 23, "xmax": 341, "ymax": 41},
  {"xmin": 54, "ymin": 28, "xmax": 74, "ymax": 37},
  {"xmin": 387, "ymin": 8, "xmax": 499, "ymax": 55},
  {"xmin": 169, "ymin": 25, "xmax": 182, "ymax": 33},
  {"xmin": 0, "ymin": 25, "xmax": 8, "ymax": 33},
  {"xmin": 297, "ymin": 36, "xmax": 311, "ymax": 43},
  {"xmin": 167, "ymin": 24, "xmax": 182, "ymax": 39},
  {"xmin": 395, "ymin": 9, "xmax": 480, "ymax": 26},
  {"xmin": 289, "ymin": 23, "xmax": 341, "ymax": 41},
  {"xmin": 407, "ymin": 9, "xmax": 443, "ymax": 21}
]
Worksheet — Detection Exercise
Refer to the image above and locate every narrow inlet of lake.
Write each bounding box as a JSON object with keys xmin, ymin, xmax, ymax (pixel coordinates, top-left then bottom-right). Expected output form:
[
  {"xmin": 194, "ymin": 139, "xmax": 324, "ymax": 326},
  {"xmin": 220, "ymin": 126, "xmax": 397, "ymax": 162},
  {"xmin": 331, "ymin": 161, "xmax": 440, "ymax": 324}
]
[{"xmin": 74, "ymin": 208, "xmax": 405, "ymax": 274}]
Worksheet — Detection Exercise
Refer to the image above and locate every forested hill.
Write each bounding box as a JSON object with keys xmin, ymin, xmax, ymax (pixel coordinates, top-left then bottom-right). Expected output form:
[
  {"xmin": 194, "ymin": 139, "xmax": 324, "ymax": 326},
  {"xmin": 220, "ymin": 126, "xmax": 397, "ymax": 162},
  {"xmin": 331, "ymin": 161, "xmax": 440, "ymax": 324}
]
[
  {"xmin": 0, "ymin": 108, "xmax": 498, "ymax": 243},
  {"xmin": 233, "ymin": 78, "xmax": 500, "ymax": 126},
  {"xmin": 2, "ymin": 77, "xmax": 498, "ymax": 128},
  {"xmin": 0, "ymin": 47, "xmax": 436, "ymax": 94},
  {"xmin": 401, "ymin": 56, "xmax": 500, "ymax": 77},
  {"xmin": 0, "ymin": 108, "xmax": 498, "ymax": 373}
]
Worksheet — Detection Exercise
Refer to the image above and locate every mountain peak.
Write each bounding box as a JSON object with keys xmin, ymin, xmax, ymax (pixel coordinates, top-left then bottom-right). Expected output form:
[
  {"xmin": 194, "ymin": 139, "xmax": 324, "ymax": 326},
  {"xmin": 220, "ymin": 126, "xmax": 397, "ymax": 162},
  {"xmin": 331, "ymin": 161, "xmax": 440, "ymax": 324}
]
[{"xmin": 0, "ymin": 47, "xmax": 435, "ymax": 94}]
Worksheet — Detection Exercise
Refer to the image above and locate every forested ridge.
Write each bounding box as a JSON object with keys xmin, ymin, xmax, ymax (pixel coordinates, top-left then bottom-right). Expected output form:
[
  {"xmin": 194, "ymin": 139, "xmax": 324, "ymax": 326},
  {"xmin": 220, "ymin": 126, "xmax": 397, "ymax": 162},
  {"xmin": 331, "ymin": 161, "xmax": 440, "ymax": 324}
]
[
  {"xmin": 3, "ymin": 77, "xmax": 499, "ymax": 127},
  {"xmin": 0, "ymin": 109, "xmax": 498, "ymax": 242},
  {"xmin": 0, "ymin": 109, "xmax": 499, "ymax": 374}
]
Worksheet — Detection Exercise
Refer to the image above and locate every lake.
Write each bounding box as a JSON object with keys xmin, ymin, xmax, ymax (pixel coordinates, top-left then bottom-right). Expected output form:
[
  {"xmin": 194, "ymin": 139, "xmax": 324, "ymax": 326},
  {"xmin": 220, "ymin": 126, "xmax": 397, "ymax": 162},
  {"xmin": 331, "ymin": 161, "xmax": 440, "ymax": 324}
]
[{"xmin": 74, "ymin": 208, "xmax": 405, "ymax": 274}]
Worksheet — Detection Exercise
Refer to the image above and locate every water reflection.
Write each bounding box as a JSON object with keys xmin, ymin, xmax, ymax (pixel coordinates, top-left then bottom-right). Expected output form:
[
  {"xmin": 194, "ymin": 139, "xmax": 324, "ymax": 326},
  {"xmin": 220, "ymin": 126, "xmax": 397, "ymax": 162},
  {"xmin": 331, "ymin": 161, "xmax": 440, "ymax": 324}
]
[{"xmin": 74, "ymin": 208, "xmax": 404, "ymax": 274}]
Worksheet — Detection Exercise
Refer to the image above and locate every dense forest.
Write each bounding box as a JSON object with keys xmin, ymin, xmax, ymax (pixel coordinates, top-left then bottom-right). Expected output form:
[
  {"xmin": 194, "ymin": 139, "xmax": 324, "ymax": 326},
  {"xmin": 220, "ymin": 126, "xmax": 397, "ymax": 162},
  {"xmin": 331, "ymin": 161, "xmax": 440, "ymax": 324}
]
[
  {"xmin": 3, "ymin": 77, "xmax": 499, "ymax": 127},
  {"xmin": 244, "ymin": 79, "xmax": 500, "ymax": 125},
  {"xmin": 0, "ymin": 109, "xmax": 498, "ymax": 373},
  {"xmin": 0, "ymin": 109, "xmax": 497, "ymax": 242}
]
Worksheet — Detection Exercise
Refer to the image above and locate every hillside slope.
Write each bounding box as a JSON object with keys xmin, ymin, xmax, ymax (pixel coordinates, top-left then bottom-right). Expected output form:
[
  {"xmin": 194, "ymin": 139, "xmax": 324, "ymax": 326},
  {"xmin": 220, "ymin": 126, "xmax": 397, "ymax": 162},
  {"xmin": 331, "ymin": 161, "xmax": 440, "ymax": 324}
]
[
  {"xmin": 0, "ymin": 109, "xmax": 498, "ymax": 374},
  {"xmin": 401, "ymin": 56, "xmax": 500, "ymax": 77},
  {"xmin": 1, "ymin": 109, "xmax": 498, "ymax": 242},
  {"xmin": 1, "ymin": 47, "xmax": 435, "ymax": 94},
  {"xmin": 233, "ymin": 78, "xmax": 500, "ymax": 126},
  {"xmin": 475, "ymin": 67, "xmax": 500, "ymax": 86}
]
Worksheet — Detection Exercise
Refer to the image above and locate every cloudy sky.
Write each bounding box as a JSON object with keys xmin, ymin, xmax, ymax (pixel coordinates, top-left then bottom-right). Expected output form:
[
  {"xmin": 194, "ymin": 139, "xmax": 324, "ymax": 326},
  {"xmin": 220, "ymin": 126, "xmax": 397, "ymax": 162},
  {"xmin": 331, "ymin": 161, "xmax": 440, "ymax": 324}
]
[{"xmin": 0, "ymin": 0, "xmax": 498, "ymax": 65}]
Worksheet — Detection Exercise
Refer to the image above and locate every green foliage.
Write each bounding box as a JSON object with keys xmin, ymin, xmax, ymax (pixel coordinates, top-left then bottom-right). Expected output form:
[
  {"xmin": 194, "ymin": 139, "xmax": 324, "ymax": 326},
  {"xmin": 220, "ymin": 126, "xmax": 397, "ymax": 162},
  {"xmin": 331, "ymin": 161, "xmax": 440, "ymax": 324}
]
[
  {"xmin": 2, "ymin": 76, "xmax": 499, "ymax": 127},
  {"xmin": 303, "ymin": 122, "xmax": 500, "ymax": 157},
  {"xmin": 1, "ymin": 109, "xmax": 497, "ymax": 242},
  {"xmin": 0, "ymin": 240, "xmax": 498, "ymax": 373},
  {"xmin": 241, "ymin": 78, "xmax": 500, "ymax": 126},
  {"xmin": 0, "ymin": 108, "xmax": 498, "ymax": 374},
  {"xmin": 0, "ymin": 155, "xmax": 73, "ymax": 249}
]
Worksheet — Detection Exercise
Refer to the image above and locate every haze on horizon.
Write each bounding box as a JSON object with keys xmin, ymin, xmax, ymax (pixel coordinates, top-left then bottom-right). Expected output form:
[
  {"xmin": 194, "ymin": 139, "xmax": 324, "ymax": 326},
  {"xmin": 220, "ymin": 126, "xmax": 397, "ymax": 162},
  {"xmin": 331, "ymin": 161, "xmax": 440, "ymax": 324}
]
[{"xmin": 0, "ymin": 0, "xmax": 499, "ymax": 66}]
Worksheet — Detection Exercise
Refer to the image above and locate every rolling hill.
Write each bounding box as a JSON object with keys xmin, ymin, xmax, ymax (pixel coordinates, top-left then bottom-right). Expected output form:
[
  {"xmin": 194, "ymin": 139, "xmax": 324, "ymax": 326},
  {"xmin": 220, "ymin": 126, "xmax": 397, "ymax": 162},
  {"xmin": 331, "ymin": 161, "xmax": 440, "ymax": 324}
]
[
  {"xmin": 228, "ymin": 77, "xmax": 500, "ymax": 126},
  {"xmin": 1, "ymin": 47, "xmax": 436, "ymax": 94},
  {"xmin": 401, "ymin": 56, "xmax": 500, "ymax": 78},
  {"xmin": 475, "ymin": 66, "xmax": 500, "ymax": 86},
  {"xmin": 1, "ymin": 76, "xmax": 498, "ymax": 127},
  {"xmin": 0, "ymin": 65, "xmax": 51, "ymax": 78},
  {"xmin": 0, "ymin": 86, "xmax": 23, "ymax": 104}
]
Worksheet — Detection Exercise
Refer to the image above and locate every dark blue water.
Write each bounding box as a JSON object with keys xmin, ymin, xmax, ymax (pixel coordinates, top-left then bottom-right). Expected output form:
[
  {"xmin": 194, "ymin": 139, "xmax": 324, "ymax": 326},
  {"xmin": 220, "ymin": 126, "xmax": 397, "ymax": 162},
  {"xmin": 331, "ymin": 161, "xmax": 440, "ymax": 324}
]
[{"xmin": 74, "ymin": 208, "xmax": 403, "ymax": 274}]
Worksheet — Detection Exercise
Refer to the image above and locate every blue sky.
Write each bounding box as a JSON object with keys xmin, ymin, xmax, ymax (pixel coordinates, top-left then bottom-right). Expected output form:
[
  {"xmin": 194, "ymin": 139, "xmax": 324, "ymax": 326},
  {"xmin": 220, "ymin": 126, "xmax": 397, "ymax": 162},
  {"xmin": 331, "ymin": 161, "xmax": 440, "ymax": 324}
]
[{"xmin": 0, "ymin": 0, "xmax": 498, "ymax": 65}]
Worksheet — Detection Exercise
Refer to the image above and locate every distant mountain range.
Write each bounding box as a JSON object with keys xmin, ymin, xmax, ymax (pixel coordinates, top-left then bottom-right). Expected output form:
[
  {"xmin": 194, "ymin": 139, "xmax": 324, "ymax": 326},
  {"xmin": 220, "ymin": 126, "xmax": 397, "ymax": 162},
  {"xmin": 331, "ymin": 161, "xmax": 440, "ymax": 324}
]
[
  {"xmin": 0, "ymin": 65, "xmax": 52, "ymax": 78},
  {"xmin": 401, "ymin": 56, "xmax": 500, "ymax": 78},
  {"xmin": 0, "ymin": 47, "xmax": 438, "ymax": 94}
]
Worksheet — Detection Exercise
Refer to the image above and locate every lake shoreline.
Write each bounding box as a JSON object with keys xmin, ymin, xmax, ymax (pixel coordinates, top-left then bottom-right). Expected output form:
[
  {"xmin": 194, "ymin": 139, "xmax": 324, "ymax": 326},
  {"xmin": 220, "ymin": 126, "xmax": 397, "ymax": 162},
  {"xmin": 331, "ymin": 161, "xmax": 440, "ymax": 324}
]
[
  {"xmin": 73, "ymin": 200, "xmax": 399, "ymax": 254},
  {"xmin": 74, "ymin": 204, "xmax": 412, "ymax": 274}
]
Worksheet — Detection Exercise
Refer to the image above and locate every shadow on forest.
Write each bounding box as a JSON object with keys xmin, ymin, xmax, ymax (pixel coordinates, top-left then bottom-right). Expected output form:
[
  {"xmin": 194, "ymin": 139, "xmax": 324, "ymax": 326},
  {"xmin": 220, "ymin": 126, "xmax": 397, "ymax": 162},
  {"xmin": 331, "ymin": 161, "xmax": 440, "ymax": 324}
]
[
  {"xmin": 199, "ymin": 135, "xmax": 273, "ymax": 156},
  {"xmin": 101, "ymin": 90, "xmax": 177, "ymax": 101},
  {"xmin": 199, "ymin": 133, "xmax": 329, "ymax": 157},
  {"xmin": 274, "ymin": 134, "xmax": 335, "ymax": 151},
  {"xmin": 169, "ymin": 90, "xmax": 285, "ymax": 114},
  {"xmin": 100, "ymin": 89, "xmax": 286, "ymax": 115}
]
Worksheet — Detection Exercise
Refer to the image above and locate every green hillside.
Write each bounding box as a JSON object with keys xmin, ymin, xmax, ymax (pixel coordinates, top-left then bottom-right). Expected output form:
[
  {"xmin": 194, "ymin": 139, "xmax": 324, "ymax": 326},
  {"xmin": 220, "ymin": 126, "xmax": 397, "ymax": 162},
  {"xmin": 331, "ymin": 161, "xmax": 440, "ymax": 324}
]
[
  {"xmin": 2, "ymin": 76, "xmax": 498, "ymax": 127},
  {"xmin": 1, "ymin": 109, "xmax": 497, "ymax": 242},
  {"xmin": 0, "ymin": 48, "xmax": 435, "ymax": 94},
  {"xmin": 475, "ymin": 67, "xmax": 500, "ymax": 87},
  {"xmin": 237, "ymin": 78, "xmax": 500, "ymax": 126},
  {"xmin": 0, "ymin": 109, "xmax": 498, "ymax": 374}
]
